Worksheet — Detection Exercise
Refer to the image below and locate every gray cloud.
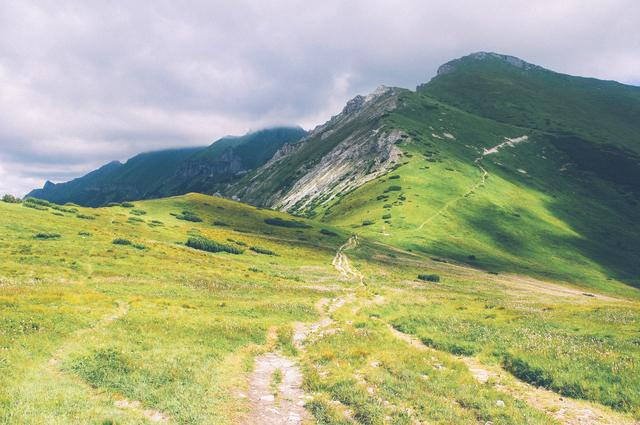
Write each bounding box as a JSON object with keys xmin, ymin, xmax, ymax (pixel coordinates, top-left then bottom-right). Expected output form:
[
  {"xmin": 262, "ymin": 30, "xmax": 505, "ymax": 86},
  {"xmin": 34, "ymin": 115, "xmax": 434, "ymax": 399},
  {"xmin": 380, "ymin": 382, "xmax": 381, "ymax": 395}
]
[{"xmin": 1, "ymin": 0, "xmax": 639, "ymax": 196}]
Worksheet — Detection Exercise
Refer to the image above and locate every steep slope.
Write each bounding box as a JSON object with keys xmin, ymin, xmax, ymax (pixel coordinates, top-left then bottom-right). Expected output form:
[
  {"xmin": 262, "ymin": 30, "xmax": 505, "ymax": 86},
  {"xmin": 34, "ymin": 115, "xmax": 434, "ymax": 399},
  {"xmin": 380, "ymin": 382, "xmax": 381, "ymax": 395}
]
[
  {"xmin": 27, "ymin": 127, "xmax": 306, "ymax": 207},
  {"xmin": 229, "ymin": 87, "xmax": 404, "ymax": 213},
  {"xmin": 231, "ymin": 53, "xmax": 640, "ymax": 290}
]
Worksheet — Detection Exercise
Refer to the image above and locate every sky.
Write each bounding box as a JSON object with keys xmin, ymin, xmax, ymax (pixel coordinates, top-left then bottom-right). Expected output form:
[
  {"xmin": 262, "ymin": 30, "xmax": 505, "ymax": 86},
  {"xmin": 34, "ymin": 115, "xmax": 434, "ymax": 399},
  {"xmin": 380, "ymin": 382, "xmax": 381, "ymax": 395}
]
[{"xmin": 1, "ymin": 0, "xmax": 639, "ymax": 196}]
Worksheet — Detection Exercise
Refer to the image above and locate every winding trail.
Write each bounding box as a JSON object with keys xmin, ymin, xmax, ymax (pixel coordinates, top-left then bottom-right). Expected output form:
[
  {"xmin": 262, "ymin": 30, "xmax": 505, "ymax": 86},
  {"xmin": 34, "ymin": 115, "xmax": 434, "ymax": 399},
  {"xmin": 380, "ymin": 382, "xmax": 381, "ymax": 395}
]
[
  {"xmin": 331, "ymin": 235, "xmax": 365, "ymax": 284},
  {"xmin": 386, "ymin": 323, "xmax": 636, "ymax": 425},
  {"xmin": 246, "ymin": 236, "xmax": 365, "ymax": 424},
  {"xmin": 418, "ymin": 135, "xmax": 527, "ymax": 230}
]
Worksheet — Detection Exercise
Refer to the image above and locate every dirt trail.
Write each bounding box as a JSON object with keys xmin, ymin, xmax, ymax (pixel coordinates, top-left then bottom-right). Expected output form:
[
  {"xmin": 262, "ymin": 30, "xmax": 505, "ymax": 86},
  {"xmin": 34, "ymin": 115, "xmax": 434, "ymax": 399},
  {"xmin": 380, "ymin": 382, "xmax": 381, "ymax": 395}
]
[
  {"xmin": 331, "ymin": 235, "xmax": 365, "ymax": 284},
  {"xmin": 247, "ymin": 352, "xmax": 310, "ymax": 425},
  {"xmin": 247, "ymin": 237, "xmax": 367, "ymax": 424},
  {"xmin": 386, "ymin": 323, "xmax": 636, "ymax": 425},
  {"xmin": 418, "ymin": 135, "xmax": 526, "ymax": 230}
]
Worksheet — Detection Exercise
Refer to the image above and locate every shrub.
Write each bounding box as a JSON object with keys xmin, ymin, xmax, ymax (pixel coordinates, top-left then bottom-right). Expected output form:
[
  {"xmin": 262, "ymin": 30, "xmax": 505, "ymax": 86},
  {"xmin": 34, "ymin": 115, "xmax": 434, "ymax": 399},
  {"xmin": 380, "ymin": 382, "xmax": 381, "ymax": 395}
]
[
  {"xmin": 384, "ymin": 185, "xmax": 402, "ymax": 193},
  {"xmin": 51, "ymin": 204, "xmax": 77, "ymax": 213},
  {"xmin": 23, "ymin": 202, "xmax": 48, "ymax": 211},
  {"xmin": 130, "ymin": 209, "xmax": 147, "ymax": 216},
  {"xmin": 2, "ymin": 194, "xmax": 21, "ymax": 203},
  {"xmin": 175, "ymin": 211, "xmax": 203, "ymax": 222},
  {"xmin": 264, "ymin": 217, "xmax": 311, "ymax": 228},
  {"xmin": 78, "ymin": 231, "xmax": 92, "ymax": 236},
  {"xmin": 76, "ymin": 214, "xmax": 96, "ymax": 220},
  {"xmin": 185, "ymin": 236, "xmax": 243, "ymax": 254},
  {"xmin": 34, "ymin": 232, "xmax": 61, "ymax": 239},
  {"xmin": 127, "ymin": 217, "xmax": 144, "ymax": 223},
  {"xmin": 376, "ymin": 195, "xmax": 389, "ymax": 200},
  {"xmin": 362, "ymin": 220, "xmax": 375, "ymax": 226},
  {"xmin": 106, "ymin": 202, "xmax": 122, "ymax": 207},
  {"xmin": 212, "ymin": 220, "xmax": 228, "ymax": 226},
  {"xmin": 382, "ymin": 214, "xmax": 392, "ymax": 219},
  {"xmin": 133, "ymin": 243, "xmax": 147, "ymax": 250},
  {"xmin": 24, "ymin": 197, "xmax": 51, "ymax": 207},
  {"xmin": 418, "ymin": 274, "xmax": 440, "ymax": 282},
  {"xmin": 250, "ymin": 246, "xmax": 277, "ymax": 255},
  {"xmin": 320, "ymin": 228, "xmax": 338, "ymax": 237},
  {"xmin": 121, "ymin": 202, "xmax": 135, "ymax": 208},
  {"xmin": 112, "ymin": 238, "xmax": 132, "ymax": 246},
  {"xmin": 388, "ymin": 175, "xmax": 400, "ymax": 180}
]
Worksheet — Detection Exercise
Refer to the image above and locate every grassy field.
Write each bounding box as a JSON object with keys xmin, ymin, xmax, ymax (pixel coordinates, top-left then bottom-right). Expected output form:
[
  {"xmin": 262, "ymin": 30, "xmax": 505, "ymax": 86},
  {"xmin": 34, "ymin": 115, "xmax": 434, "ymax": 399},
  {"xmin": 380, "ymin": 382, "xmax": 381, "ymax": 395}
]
[{"xmin": 1, "ymin": 194, "xmax": 639, "ymax": 424}]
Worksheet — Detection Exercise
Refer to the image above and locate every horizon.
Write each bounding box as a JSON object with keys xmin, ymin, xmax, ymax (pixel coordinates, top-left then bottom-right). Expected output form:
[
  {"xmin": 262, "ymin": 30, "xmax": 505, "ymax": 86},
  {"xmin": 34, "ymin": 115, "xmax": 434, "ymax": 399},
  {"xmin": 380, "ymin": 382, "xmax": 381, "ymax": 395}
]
[{"xmin": 2, "ymin": 1, "xmax": 640, "ymax": 196}]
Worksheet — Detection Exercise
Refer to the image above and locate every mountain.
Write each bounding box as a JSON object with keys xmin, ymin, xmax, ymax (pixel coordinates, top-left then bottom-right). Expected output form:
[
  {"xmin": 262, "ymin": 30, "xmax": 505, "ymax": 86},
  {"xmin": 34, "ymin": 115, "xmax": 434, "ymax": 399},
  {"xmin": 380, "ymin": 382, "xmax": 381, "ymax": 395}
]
[
  {"xmin": 227, "ymin": 52, "xmax": 640, "ymax": 289},
  {"xmin": 27, "ymin": 127, "xmax": 307, "ymax": 207}
]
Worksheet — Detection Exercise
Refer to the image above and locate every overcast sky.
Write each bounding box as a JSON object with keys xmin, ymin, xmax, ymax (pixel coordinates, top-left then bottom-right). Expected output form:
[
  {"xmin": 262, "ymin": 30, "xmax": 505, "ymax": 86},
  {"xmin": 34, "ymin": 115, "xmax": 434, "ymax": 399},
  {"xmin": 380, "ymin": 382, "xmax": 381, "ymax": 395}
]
[{"xmin": 1, "ymin": 0, "xmax": 639, "ymax": 196}]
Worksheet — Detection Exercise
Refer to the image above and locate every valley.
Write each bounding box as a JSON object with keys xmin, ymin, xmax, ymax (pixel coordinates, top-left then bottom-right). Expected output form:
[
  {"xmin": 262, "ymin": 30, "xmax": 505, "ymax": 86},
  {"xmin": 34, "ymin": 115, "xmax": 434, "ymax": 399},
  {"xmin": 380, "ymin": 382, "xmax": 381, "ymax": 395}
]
[{"xmin": 2, "ymin": 52, "xmax": 640, "ymax": 424}]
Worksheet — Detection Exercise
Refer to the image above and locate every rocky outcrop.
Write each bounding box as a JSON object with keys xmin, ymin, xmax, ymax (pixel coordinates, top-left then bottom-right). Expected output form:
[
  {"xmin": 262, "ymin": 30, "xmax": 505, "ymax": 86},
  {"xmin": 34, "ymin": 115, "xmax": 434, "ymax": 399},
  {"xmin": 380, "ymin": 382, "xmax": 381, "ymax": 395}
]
[{"xmin": 231, "ymin": 86, "xmax": 405, "ymax": 214}]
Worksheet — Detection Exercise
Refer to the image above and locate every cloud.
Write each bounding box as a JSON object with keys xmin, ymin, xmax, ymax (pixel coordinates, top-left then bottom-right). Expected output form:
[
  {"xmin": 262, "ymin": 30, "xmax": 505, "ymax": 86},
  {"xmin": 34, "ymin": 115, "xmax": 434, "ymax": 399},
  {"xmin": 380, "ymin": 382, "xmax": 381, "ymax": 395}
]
[{"xmin": 1, "ymin": 0, "xmax": 639, "ymax": 196}]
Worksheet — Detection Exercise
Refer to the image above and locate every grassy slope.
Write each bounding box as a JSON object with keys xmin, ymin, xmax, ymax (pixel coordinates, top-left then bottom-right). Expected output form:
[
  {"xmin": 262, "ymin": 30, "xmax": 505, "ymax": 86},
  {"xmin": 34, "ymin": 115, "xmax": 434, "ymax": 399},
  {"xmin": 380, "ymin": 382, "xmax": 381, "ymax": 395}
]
[
  {"xmin": 1, "ymin": 195, "xmax": 640, "ymax": 423},
  {"xmin": 419, "ymin": 54, "xmax": 640, "ymax": 154},
  {"xmin": 316, "ymin": 91, "xmax": 640, "ymax": 296}
]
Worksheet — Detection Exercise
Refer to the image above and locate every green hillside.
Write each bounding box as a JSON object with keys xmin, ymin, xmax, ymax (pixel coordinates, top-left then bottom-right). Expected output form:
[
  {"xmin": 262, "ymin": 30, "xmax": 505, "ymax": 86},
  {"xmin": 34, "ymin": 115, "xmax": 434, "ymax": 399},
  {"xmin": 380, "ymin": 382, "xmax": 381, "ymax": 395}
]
[{"xmin": 235, "ymin": 53, "xmax": 640, "ymax": 293}]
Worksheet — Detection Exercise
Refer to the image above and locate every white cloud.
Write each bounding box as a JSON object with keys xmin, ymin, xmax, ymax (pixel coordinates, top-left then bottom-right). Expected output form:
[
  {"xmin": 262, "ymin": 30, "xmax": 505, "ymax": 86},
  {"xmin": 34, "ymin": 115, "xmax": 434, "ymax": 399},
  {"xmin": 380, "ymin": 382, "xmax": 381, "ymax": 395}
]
[{"xmin": 0, "ymin": 0, "xmax": 638, "ymax": 196}]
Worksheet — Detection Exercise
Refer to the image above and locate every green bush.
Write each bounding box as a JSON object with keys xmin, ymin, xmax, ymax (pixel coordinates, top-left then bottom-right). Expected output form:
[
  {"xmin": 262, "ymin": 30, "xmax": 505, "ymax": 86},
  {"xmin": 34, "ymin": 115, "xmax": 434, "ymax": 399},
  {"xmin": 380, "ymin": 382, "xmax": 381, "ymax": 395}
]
[
  {"xmin": 24, "ymin": 197, "xmax": 51, "ymax": 207},
  {"xmin": 417, "ymin": 274, "xmax": 440, "ymax": 282},
  {"xmin": 388, "ymin": 175, "xmax": 400, "ymax": 180},
  {"xmin": 212, "ymin": 220, "xmax": 228, "ymax": 226},
  {"xmin": 121, "ymin": 202, "xmax": 135, "ymax": 208},
  {"xmin": 175, "ymin": 211, "xmax": 203, "ymax": 222},
  {"xmin": 382, "ymin": 214, "xmax": 392, "ymax": 219},
  {"xmin": 76, "ymin": 214, "xmax": 96, "ymax": 220},
  {"xmin": 250, "ymin": 246, "xmax": 277, "ymax": 256},
  {"xmin": 106, "ymin": 202, "xmax": 122, "ymax": 207},
  {"xmin": 384, "ymin": 185, "xmax": 402, "ymax": 193},
  {"xmin": 34, "ymin": 233, "xmax": 61, "ymax": 240},
  {"xmin": 264, "ymin": 217, "xmax": 311, "ymax": 228},
  {"xmin": 320, "ymin": 228, "xmax": 338, "ymax": 237},
  {"xmin": 112, "ymin": 238, "xmax": 132, "ymax": 246},
  {"xmin": 362, "ymin": 220, "xmax": 375, "ymax": 226},
  {"xmin": 130, "ymin": 209, "xmax": 147, "ymax": 216},
  {"xmin": 133, "ymin": 243, "xmax": 147, "ymax": 250},
  {"xmin": 1, "ymin": 194, "xmax": 21, "ymax": 203},
  {"xmin": 78, "ymin": 231, "xmax": 92, "ymax": 236},
  {"xmin": 185, "ymin": 236, "xmax": 243, "ymax": 254}
]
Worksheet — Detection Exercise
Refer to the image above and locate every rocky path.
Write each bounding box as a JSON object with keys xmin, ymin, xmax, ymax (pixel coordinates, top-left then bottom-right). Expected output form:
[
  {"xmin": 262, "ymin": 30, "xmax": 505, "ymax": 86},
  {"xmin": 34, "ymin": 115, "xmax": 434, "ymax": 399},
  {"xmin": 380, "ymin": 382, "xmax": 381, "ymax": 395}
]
[
  {"xmin": 247, "ymin": 352, "xmax": 310, "ymax": 425},
  {"xmin": 331, "ymin": 235, "xmax": 364, "ymax": 284}
]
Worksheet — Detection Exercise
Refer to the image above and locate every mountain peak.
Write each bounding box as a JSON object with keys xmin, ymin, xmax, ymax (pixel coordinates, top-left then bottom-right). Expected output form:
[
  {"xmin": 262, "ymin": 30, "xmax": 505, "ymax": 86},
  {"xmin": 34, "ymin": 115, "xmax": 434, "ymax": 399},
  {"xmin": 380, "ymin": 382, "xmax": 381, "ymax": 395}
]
[{"xmin": 437, "ymin": 52, "xmax": 540, "ymax": 76}]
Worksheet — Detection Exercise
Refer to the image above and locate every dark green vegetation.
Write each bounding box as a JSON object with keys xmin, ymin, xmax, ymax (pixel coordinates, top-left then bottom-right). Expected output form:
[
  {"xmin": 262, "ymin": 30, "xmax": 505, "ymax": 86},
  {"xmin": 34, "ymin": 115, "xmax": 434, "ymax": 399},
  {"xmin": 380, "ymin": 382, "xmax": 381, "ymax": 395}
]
[
  {"xmin": 27, "ymin": 127, "xmax": 306, "ymax": 207},
  {"xmin": 185, "ymin": 236, "xmax": 244, "ymax": 254}
]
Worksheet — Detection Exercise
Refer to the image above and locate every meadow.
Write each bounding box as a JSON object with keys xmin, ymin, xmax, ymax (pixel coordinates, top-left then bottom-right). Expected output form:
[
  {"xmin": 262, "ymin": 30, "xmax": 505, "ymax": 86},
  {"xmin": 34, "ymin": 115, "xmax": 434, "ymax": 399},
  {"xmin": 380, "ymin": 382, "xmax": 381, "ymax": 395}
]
[{"xmin": 1, "ymin": 194, "xmax": 639, "ymax": 424}]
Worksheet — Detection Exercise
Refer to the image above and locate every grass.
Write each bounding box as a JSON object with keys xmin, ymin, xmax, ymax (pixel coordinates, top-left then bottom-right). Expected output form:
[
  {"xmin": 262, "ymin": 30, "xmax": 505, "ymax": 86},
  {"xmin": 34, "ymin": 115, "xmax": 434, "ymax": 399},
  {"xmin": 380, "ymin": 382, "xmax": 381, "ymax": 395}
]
[{"xmin": 0, "ymin": 192, "xmax": 638, "ymax": 424}]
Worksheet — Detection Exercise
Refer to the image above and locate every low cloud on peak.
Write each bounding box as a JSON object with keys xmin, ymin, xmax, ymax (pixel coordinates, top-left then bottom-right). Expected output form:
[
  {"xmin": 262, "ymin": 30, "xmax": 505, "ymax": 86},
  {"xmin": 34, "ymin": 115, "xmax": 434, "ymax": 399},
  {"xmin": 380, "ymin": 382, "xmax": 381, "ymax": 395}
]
[{"xmin": 2, "ymin": 0, "xmax": 639, "ymax": 196}]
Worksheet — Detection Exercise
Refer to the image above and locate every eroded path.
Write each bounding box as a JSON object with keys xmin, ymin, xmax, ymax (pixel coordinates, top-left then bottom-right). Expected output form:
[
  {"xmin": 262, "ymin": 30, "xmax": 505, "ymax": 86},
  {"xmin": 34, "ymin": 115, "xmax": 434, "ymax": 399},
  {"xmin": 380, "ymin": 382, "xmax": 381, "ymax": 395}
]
[
  {"xmin": 248, "ymin": 352, "xmax": 310, "ymax": 425},
  {"xmin": 247, "ymin": 237, "xmax": 364, "ymax": 424}
]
